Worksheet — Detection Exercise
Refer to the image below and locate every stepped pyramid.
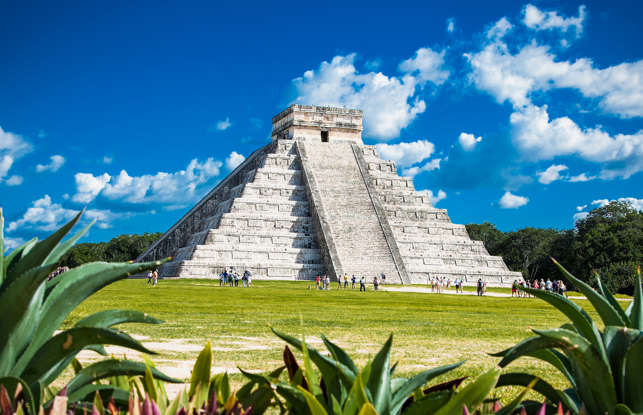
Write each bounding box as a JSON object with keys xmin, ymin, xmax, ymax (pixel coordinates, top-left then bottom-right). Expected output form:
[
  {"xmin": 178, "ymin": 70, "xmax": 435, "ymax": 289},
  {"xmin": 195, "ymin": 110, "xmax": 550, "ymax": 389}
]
[{"xmin": 138, "ymin": 105, "xmax": 521, "ymax": 286}]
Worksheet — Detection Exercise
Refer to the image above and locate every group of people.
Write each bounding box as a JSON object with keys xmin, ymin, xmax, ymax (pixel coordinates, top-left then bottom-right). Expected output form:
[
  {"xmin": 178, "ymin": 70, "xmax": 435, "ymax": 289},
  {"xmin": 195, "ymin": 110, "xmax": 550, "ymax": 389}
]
[
  {"xmin": 146, "ymin": 269, "xmax": 159, "ymax": 285},
  {"xmin": 47, "ymin": 266, "xmax": 70, "ymax": 281},
  {"xmin": 314, "ymin": 273, "xmax": 386, "ymax": 292},
  {"xmin": 219, "ymin": 268, "xmax": 252, "ymax": 287},
  {"xmin": 428, "ymin": 277, "xmax": 469, "ymax": 294},
  {"xmin": 512, "ymin": 278, "xmax": 567, "ymax": 297}
]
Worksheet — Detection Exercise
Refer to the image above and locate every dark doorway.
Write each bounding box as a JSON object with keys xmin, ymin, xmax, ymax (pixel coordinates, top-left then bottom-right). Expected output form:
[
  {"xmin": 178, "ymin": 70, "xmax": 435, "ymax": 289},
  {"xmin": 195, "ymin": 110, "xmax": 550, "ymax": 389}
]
[{"xmin": 321, "ymin": 131, "xmax": 329, "ymax": 142}]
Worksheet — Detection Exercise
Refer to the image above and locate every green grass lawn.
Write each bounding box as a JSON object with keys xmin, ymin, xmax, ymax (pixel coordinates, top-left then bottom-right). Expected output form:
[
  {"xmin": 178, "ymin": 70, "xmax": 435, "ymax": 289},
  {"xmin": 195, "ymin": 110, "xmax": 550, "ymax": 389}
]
[{"xmin": 66, "ymin": 278, "xmax": 603, "ymax": 400}]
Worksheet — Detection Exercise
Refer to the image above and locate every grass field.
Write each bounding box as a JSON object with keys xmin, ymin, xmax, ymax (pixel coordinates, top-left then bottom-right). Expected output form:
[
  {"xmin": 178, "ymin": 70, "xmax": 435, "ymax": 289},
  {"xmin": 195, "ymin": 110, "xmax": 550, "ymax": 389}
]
[{"xmin": 65, "ymin": 278, "xmax": 607, "ymax": 400}]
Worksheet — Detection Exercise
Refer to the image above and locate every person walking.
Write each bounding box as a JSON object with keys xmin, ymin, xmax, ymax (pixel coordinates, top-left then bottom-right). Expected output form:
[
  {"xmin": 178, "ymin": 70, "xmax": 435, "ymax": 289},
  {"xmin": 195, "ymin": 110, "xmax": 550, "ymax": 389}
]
[
  {"xmin": 316, "ymin": 275, "xmax": 321, "ymax": 290},
  {"xmin": 152, "ymin": 269, "xmax": 158, "ymax": 286},
  {"xmin": 359, "ymin": 276, "xmax": 366, "ymax": 292},
  {"xmin": 325, "ymin": 275, "xmax": 330, "ymax": 290},
  {"xmin": 351, "ymin": 274, "xmax": 356, "ymax": 289},
  {"xmin": 476, "ymin": 278, "xmax": 483, "ymax": 296},
  {"xmin": 147, "ymin": 270, "xmax": 153, "ymax": 285},
  {"xmin": 373, "ymin": 276, "xmax": 379, "ymax": 291},
  {"xmin": 344, "ymin": 274, "xmax": 349, "ymax": 289}
]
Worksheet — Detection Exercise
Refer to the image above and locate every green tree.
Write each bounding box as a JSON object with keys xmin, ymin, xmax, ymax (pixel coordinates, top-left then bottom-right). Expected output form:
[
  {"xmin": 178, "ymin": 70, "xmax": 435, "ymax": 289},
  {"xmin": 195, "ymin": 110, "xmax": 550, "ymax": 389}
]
[
  {"xmin": 60, "ymin": 232, "xmax": 161, "ymax": 266},
  {"xmin": 465, "ymin": 222, "xmax": 506, "ymax": 255},
  {"xmin": 497, "ymin": 227, "xmax": 559, "ymax": 280}
]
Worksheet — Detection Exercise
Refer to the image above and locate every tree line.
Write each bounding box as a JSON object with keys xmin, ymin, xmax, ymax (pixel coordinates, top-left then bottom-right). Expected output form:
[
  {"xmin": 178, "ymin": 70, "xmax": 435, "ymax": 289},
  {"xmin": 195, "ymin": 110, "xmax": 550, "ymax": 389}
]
[
  {"xmin": 59, "ymin": 201, "xmax": 641, "ymax": 293},
  {"xmin": 466, "ymin": 200, "xmax": 642, "ymax": 293}
]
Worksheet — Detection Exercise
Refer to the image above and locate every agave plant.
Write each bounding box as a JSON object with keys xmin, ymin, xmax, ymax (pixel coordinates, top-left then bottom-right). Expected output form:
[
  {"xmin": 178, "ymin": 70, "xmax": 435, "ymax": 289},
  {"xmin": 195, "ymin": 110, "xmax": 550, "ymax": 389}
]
[
  {"xmin": 0, "ymin": 208, "xmax": 178, "ymax": 413},
  {"xmin": 237, "ymin": 328, "xmax": 536, "ymax": 415},
  {"xmin": 492, "ymin": 259, "xmax": 643, "ymax": 415}
]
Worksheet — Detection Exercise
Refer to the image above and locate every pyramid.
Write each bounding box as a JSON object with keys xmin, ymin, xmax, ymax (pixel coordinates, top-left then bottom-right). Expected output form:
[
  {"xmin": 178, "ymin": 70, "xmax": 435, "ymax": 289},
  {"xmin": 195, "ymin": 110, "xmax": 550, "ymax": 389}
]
[{"xmin": 138, "ymin": 105, "xmax": 522, "ymax": 286}]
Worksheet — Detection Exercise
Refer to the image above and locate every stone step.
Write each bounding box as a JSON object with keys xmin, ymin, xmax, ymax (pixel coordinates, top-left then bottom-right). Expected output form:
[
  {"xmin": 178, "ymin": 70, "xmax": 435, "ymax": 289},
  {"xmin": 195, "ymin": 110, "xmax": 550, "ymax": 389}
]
[
  {"xmin": 191, "ymin": 245, "xmax": 322, "ymax": 263},
  {"xmin": 253, "ymin": 168, "xmax": 303, "ymax": 185},
  {"xmin": 386, "ymin": 209, "xmax": 451, "ymax": 223},
  {"xmin": 206, "ymin": 231, "xmax": 318, "ymax": 248},
  {"xmin": 219, "ymin": 213, "xmax": 313, "ymax": 233},
  {"xmin": 402, "ymin": 254, "xmax": 508, "ymax": 269},
  {"xmin": 242, "ymin": 183, "xmax": 307, "ymax": 201},
  {"xmin": 262, "ymin": 153, "xmax": 300, "ymax": 170},
  {"xmin": 230, "ymin": 198, "xmax": 311, "ymax": 216}
]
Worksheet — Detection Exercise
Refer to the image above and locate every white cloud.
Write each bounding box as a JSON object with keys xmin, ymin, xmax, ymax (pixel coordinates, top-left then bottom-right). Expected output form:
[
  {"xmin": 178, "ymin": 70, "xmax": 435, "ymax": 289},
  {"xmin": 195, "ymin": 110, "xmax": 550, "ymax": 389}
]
[
  {"xmin": 103, "ymin": 156, "xmax": 113, "ymax": 164},
  {"xmin": 5, "ymin": 175, "xmax": 23, "ymax": 186},
  {"xmin": 4, "ymin": 235, "xmax": 25, "ymax": 251},
  {"xmin": 215, "ymin": 117, "xmax": 232, "ymax": 131},
  {"xmin": 592, "ymin": 197, "xmax": 643, "ymax": 211},
  {"xmin": 293, "ymin": 51, "xmax": 447, "ymax": 139},
  {"xmin": 510, "ymin": 105, "xmax": 643, "ymax": 177},
  {"xmin": 466, "ymin": 38, "xmax": 643, "ymax": 118},
  {"xmin": 225, "ymin": 151, "xmax": 245, "ymax": 170},
  {"xmin": 576, "ymin": 204, "xmax": 587, "ymax": 211},
  {"xmin": 486, "ymin": 17, "xmax": 513, "ymax": 40},
  {"xmin": 522, "ymin": 4, "xmax": 586, "ymax": 36},
  {"xmin": 418, "ymin": 189, "xmax": 447, "ymax": 205},
  {"xmin": 0, "ymin": 125, "xmax": 32, "ymax": 182},
  {"xmin": 446, "ymin": 18, "xmax": 455, "ymax": 33},
  {"xmin": 402, "ymin": 158, "xmax": 441, "ymax": 177},
  {"xmin": 573, "ymin": 211, "xmax": 589, "ymax": 221},
  {"xmin": 375, "ymin": 140, "xmax": 435, "ymax": 167},
  {"xmin": 36, "ymin": 154, "xmax": 65, "ymax": 173},
  {"xmin": 569, "ymin": 172, "xmax": 596, "ymax": 182},
  {"xmin": 73, "ymin": 173, "xmax": 111, "ymax": 204},
  {"xmin": 399, "ymin": 47, "xmax": 450, "ymax": 85},
  {"xmin": 537, "ymin": 164, "xmax": 568, "ymax": 184},
  {"xmin": 458, "ymin": 132, "xmax": 482, "ymax": 151},
  {"xmin": 499, "ymin": 191, "xmax": 529, "ymax": 208},
  {"xmin": 6, "ymin": 194, "xmax": 121, "ymax": 233},
  {"xmin": 72, "ymin": 158, "xmax": 223, "ymax": 205}
]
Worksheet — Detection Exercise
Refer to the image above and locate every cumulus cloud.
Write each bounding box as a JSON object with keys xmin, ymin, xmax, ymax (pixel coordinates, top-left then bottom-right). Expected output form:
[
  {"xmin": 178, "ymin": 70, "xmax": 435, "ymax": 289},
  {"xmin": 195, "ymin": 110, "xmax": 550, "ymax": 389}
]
[
  {"xmin": 466, "ymin": 37, "xmax": 643, "ymax": 118},
  {"xmin": 458, "ymin": 132, "xmax": 482, "ymax": 151},
  {"xmin": 573, "ymin": 211, "xmax": 589, "ymax": 221},
  {"xmin": 0, "ymin": 125, "xmax": 32, "ymax": 182},
  {"xmin": 499, "ymin": 191, "xmax": 529, "ymax": 208},
  {"xmin": 569, "ymin": 172, "xmax": 596, "ymax": 182},
  {"xmin": 402, "ymin": 158, "xmax": 441, "ymax": 177},
  {"xmin": 537, "ymin": 164, "xmax": 568, "ymax": 184},
  {"xmin": 576, "ymin": 204, "xmax": 587, "ymax": 211},
  {"xmin": 399, "ymin": 48, "xmax": 450, "ymax": 85},
  {"xmin": 36, "ymin": 154, "xmax": 65, "ymax": 173},
  {"xmin": 5, "ymin": 175, "xmax": 23, "ymax": 186},
  {"xmin": 215, "ymin": 117, "xmax": 232, "ymax": 131},
  {"xmin": 225, "ymin": 151, "xmax": 245, "ymax": 170},
  {"xmin": 522, "ymin": 4, "xmax": 586, "ymax": 36},
  {"xmin": 375, "ymin": 139, "xmax": 435, "ymax": 167},
  {"xmin": 72, "ymin": 158, "xmax": 223, "ymax": 206},
  {"xmin": 486, "ymin": 17, "xmax": 513, "ymax": 40},
  {"xmin": 4, "ymin": 235, "xmax": 25, "ymax": 251},
  {"xmin": 510, "ymin": 105, "xmax": 643, "ymax": 177},
  {"xmin": 293, "ymin": 51, "xmax": 448, "ymax": 139},
  {"xmin": 418, "ymin": 189, "xmax": 447, "ymax": 206},
  {"xmin": 591, "ymin": 197, "xmax": 643, "ymax": 211},
  {"xmin": 103, "ymin": 156, "xmax": 113, "ymax": 164},
  {"xmin": 6, "ymin": 194, "xmax": 120, "ymax": 233}
]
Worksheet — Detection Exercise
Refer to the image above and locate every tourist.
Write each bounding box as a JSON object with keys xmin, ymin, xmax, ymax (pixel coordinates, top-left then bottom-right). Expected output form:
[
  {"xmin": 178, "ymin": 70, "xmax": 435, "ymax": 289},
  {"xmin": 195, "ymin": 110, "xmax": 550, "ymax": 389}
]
[
  {"xmin": 325, "ymin": 275, "xmax": 331, "ymax": 290},
  {"xmin": 344, "ymin": 274, "xmax": 349, "ymax": 289},
  {"xmin": 359, "ymin": 276, "xmax": 366, "ymax": 292},
  {"xmin": 559, "ymin": 280, "xmax": 567, "ymax": 297},
  {"xmin": 147, "ymin": 270, "xmax": 153, "ymax": 285},
  {"xmin": 351, "ymin": 274, "xmax": 356, "ymax": 289},
  {"xmin": 512, "ymin": 280, "xmax": 518, "ymax": 297},
  {"xmin": 373, "ymin": 276, "xmax": 379, "ymax": 291},
  {"xmin": 152, "ymin": 269, "xmax": 158, "ymax": 286},
  {"xmin": 338, "ymin": 276, "xmax": 342, "ymax": 289},
  {"xmin": 219, "ymin": 271, "xmax": 225, "ymax": 286},
  {"xmin": 454, "ymin": 278, "xmax": 460, "ymax": 294},
  {"xmin": 546, "ymin": 279, "xmax": 552, "ymax": 291},
  {"xmin": 476, "ymin": 278, "xmax": 483, "ymax": 296},
  {"xmin": 380, "ymin": 273, "xmax": 386, "ymax": 285},
  {"xmin": 316, "ymin": 275, "xmax": 321, "ymax": 290},
  {"xmin": 234, "ymin": 273, "xmax": 239, "ymax": 287}
]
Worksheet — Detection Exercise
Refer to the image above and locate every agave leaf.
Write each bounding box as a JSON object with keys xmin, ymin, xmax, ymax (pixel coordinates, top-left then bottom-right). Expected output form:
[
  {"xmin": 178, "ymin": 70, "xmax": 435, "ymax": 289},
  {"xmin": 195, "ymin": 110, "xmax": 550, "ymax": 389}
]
[
  {"xmin": 551, "ymin": 258, "xmax": 628, "ymax": 327},
  {"xmin": 401, "ymin": 390, "xmax": 453, "ymax": 415},
  {"xmin": 283, "ymin": 345, "xmax": 307, "ymax": 388},
  {"xmin": 521, "ymin": 286, "xmax": 607, "ymax": 363},
  {"xmin": 163, "ymin": 389, "xmax": 183, "ymax": 415},
  {"xmin": 631, "ymin": 274, "xmax": 643, "ymax": 329},
  {"xmin": 528, "ymin": 349, "xmax": 575, "ymax": 387},
  {"xmin": 603, "ymin": 326, "xmax": 641, "ymax": 401},
  {"xmin": 23, "ymin": 327, "xmax": 156, "ymax": 386},
  {"xmin": 0, "ymin": 377, "xmax": 35, "ymax": 415},
  {"xmin": 534, "ymin": 328, "xmax": 617, "ymax": 413},
  {"xmin": 0, "ymin": 266, "xmax": 52, "ymax": 375},
  {"xmin": 596, "ymin": 276, "xmax": 631, "ymax": 327},
  {"xmin": 188, "ymin": 342, "xmax": 212, "ymax": 399},
  {"xmin": 64, "ymin": 359, "xmax": 180, "ymax": 399},
  {"xmin": 143, "ymin": 364, "xmax": 157, "ymax": 403},
  {"xmin": 297, "ymin": 385, "xmax": 328, "ymax": 415},
  {"xmin": 2, "ymin": 238, "xmax": 37, "ymax": 282},
  {"xmin": 496, "ymin": 336, "xmax": 559, "ymax": 368},
  {"xmin": 433, "ymin": 366, "xmax": 501, "ymax": 415},
  {"xmin": 357, "ymin": 402, "xmax": 378, "ymax": 415},
  {"xmin": 275, "ymin": 383, "xmax": 309, "ymax": 414},
  {"xmin": 43, "ymin": 219, "xmax": 95, "ymax": 280},
  {"xmin": 5, "ymin": 210, "xmax": 83, "ymax": 288},
  {"xmin": 622, "ymin": 336, "xmax": 643, "ymax": 411},
  {"xmin": 366, "ymin": 334, "xmax": 392, "ymax": 415},
  {"xmin": 14, "ymin": 259, "xmax": 168, "ymax": 374},
  {"xmin": 67, "ymin": 385, "xmax": 129, "ymax": 409},
  {"xmin": 321, "ymin": 335, "xmax": 359, "ymax": 376},
  {"xmin": 75, "ymin": 309, "xmax": 163, "ymax": 328},
  {"xmin": 389, "ymin": 361, "xmax": 464, "ymax": 415},
  {"xmin": 496, "ymin": 373, "xmax": 579, "ymax": 414},
  {"xmin": 272, "ymin": 328, "xmax": 355, "ymax": 396},
  {"xmin": 614, "ymin": 404, "xmax": 636, "ymax": 415},
  {"xmin": 343, "ymin": 371, "xmax": 370, "ymax": 415}
]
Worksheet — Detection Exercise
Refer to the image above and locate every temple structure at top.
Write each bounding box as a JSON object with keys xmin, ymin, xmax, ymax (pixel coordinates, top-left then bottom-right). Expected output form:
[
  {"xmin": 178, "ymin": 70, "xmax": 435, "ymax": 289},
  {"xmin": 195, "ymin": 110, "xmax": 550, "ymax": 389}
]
[{"xmin": 137, "ymin": 105, "xmax": 521, "ymax": 286}]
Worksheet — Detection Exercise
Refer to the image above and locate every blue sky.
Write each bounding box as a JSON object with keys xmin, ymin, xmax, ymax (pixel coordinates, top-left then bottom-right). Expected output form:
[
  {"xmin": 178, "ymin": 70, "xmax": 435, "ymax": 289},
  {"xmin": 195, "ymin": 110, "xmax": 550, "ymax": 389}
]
[{"xmin": 1, "ymin": 0, "xmax": 642, "ymax": 248}]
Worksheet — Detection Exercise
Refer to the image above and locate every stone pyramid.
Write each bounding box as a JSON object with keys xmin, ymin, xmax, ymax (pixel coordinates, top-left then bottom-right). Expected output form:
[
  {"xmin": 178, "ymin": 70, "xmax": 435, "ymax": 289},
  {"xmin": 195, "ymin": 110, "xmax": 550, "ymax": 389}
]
[{"xmin": 138, "ymin": 105, "xmax": 521, "ymax": 286}]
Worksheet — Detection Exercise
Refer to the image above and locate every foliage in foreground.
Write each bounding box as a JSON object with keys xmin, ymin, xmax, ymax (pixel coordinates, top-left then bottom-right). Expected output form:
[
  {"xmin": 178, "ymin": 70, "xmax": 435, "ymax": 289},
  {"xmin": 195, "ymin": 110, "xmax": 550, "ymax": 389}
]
[
  {"xmin": 0, "ymin": 208, "xmax": 177, "ymax": 414},
  {"xmin": 493, "ymin": 259, "xmax": 643, "ymax": 415}
]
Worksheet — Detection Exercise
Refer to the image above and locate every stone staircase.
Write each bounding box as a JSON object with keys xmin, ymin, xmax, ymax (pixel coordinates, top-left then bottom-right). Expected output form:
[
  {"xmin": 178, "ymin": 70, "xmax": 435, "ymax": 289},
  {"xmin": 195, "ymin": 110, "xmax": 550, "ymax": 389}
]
[
  {"xmin": 160, "ymin": 140, "xmax": 325, "ymax": 280},
  {"xmin": 358, "ymin": 145, "xmax": 522, "ymax": 287},
  {"xmin": 297, "ymin": 140, "xmax": 402, "ymax": 281}
]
